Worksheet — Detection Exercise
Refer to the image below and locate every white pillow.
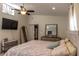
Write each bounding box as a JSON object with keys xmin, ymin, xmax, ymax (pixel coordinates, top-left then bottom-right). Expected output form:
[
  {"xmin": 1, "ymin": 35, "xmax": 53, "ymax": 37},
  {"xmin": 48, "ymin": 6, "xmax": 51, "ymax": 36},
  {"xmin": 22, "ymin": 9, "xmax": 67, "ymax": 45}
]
[
  {"xmin": 51, "ymin": 43, "xmax": 69, "ymax": 56},
  {"xmin": 64, "ymin": 38, "xmax": 69, "ymax": 42},
  {"xmin": 60, "ymin": 40, "xmax": 65, "ymax": 45},
  {"xmin": 65, "ymin": 41, "xmax": 77, "ymax": 56}
]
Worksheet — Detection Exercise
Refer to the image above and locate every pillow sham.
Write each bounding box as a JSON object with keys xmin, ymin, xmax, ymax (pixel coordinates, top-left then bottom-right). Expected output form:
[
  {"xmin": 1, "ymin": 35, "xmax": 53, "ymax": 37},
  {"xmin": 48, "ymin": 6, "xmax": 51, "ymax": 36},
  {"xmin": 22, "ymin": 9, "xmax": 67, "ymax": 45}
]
[
  {"xmin": 60, "ymin": 40, "xmax": 65, "ymax": 45},
  {"xmin": 47, "ymin": 41, "xmax": 60, "ymax": 49},
  {"xmin": 51, "ymin": 43, "xmax": 69, "ymax": 56},
  {"xmin": 64, "ymin": 38, "xmax": 69, "ymax": 42}
]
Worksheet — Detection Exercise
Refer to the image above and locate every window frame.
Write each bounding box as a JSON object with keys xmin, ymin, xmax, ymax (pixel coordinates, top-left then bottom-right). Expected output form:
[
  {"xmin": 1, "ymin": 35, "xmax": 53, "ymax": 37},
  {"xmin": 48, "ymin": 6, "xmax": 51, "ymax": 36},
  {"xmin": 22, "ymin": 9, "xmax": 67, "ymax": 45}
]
[
  {"xmin": 2, "ymin": 3, "xmax": 15, "ymax": 16},
  {"xmin": 69, "ymin": 4, "xmax": 78, "ymax": 31}
]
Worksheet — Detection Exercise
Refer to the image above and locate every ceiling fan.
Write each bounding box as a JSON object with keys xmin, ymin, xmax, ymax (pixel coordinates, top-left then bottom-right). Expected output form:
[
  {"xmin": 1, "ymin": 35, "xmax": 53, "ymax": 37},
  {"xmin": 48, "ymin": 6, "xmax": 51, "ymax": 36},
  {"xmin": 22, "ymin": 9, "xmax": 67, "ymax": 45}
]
[{"xmin": 14, "ymin": 4, "xmax": 35, "ymax": 15}]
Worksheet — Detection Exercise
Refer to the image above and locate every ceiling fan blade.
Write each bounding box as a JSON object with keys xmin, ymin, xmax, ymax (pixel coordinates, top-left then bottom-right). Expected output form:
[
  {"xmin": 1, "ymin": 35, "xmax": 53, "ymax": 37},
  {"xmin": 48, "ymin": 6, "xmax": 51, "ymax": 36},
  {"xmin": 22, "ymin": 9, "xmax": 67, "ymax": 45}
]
[
  {"xmin": 18, "ymin": 12, "xmax": 20, "ymax": 14},
  {"xmin": 26, "ymin": 13, "xmax": 30, "ymax": 15},
  {"xmin": 12, "ymin": 9, "xmax": 20, "ymax": 11},
  {"xmin": 18, "ymin": 12, "xmax": 31, "ymax": 15},
  {"xmin": 27, "ymin": 10, "xmax": 35, "ymax": 12}
]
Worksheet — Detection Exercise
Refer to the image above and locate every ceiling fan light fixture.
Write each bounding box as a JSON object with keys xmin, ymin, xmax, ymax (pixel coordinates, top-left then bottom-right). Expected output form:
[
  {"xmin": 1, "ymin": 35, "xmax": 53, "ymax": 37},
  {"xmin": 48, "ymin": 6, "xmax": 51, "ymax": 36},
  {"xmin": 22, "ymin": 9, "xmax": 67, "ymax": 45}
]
[
  {"xmin": 21, "ymin": 8, "xmax": 27, "ymax": 15},
  {"xmin": 52, "ymin": 7, "xmax": 55, "ymax": 10},
  {"xmin": 21, "ymin": 11, "xmax": 26, "ymax": 15}
]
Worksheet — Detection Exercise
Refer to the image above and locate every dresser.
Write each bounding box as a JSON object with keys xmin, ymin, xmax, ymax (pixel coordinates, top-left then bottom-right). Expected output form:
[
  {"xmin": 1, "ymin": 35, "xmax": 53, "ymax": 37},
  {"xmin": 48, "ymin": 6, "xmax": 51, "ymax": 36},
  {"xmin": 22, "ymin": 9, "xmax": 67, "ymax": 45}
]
[{"xmin": 41, "ymin": 36, "xmax": 61, "ymax": 41}]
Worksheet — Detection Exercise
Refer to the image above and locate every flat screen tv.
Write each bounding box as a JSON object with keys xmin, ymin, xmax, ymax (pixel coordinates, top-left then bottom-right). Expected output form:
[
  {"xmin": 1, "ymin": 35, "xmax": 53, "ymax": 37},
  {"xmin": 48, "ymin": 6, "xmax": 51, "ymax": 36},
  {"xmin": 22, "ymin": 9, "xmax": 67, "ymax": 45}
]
[{"xmin": 2, "ymin": 18, "xmax": 18, "ymax": 30}]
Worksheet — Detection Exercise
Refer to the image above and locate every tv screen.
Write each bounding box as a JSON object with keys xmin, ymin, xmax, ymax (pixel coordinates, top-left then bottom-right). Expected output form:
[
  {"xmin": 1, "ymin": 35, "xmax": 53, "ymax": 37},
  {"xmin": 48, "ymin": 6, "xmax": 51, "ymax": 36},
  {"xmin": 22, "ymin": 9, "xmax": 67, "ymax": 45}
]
[{"xmin": 2, "ymin": 18, "xmax": 18, "ymax": 30}]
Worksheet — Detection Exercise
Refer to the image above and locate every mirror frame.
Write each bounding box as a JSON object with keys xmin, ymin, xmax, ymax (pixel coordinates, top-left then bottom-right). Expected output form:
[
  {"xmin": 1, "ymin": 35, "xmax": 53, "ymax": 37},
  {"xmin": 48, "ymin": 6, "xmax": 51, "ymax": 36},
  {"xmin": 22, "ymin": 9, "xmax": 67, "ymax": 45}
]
[{"xmin": 45, "ymin": 24, "xmax": 58, "ymax": 37}]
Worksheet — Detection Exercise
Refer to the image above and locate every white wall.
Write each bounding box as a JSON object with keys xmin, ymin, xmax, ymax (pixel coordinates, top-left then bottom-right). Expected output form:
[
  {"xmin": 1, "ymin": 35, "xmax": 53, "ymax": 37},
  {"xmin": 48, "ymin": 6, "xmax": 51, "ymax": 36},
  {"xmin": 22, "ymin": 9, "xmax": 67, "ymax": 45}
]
[
  {"xmin": 0, "ymin": 4, "xmax": 28, "ymax": 53},
  {"xmin": 27, "ymin": 15, "xmax": 68, "ymax": 40}
]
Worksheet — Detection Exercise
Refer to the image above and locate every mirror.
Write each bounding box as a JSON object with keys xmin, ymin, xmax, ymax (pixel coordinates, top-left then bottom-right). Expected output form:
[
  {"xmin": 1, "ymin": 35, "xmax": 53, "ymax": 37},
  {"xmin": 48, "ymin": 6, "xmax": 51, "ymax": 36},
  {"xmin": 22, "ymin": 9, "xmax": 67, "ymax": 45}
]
[{"xmin": 45, "ymin": 24, "xmax": 58, "ymax": 37}]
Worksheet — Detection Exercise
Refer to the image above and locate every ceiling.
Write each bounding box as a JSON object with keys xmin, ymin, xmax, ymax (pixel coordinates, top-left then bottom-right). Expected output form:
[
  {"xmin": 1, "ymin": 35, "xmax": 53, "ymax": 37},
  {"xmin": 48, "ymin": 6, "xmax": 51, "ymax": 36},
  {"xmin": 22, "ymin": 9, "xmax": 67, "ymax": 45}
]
[{"xmin": 15, "ymin": 3, "xmax": 70, "ymax": 16}]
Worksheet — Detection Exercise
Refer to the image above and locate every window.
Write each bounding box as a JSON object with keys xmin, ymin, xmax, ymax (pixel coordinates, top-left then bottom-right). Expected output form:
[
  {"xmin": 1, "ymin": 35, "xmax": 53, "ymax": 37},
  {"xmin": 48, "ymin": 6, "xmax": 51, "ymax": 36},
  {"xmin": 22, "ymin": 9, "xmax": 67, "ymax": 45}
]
[
  {"xmin": 69, "ymin": 4, "xmax": 78, "ymax": 31},
  {"xmin": 2, "ymin": 4, "xmax": 15, "ymax": 15}
]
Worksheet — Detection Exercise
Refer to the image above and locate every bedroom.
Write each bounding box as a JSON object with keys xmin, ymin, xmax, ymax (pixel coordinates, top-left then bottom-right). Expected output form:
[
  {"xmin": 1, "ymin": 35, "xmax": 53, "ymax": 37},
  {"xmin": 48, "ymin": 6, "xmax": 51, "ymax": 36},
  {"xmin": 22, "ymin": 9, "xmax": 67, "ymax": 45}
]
[{"xmin": 0, "ymin": 3, "xmax": 78, "ymax": 56}]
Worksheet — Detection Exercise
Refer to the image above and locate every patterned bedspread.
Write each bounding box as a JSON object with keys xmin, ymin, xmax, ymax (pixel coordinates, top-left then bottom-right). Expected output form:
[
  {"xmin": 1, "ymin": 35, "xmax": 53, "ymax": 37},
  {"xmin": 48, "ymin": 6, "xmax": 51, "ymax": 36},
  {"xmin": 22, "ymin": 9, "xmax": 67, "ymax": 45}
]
[{"xmin": 4, "ymin": 40, "xmax": 53, "ymax": 56}]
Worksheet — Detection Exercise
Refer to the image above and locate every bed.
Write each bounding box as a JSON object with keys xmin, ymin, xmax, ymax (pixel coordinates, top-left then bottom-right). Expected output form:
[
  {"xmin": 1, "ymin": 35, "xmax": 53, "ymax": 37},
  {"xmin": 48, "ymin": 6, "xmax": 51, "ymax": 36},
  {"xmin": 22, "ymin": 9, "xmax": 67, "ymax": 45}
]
[
  {"xmin": 4, "ymin": 40, "xmax": 54, "ymax": 56},
  {"xmin": 4, "ymin": 39, "xmax": 77, "ymax": 56}
]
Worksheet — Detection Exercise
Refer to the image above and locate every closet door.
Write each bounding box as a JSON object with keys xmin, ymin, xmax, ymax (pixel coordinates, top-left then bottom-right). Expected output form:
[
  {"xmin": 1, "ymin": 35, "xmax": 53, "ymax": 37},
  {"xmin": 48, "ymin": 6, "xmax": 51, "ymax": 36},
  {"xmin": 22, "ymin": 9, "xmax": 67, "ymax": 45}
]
[
  {"xmin": 34, "ymin": 24, "xmax": 38, "ymax": 40},
  {"xmin": 28, "ymin": 25, "xmax": 34, "ymax": 40},
  {"xmin": 28, "ymin": 24, "xmax": 38, "ymax": 40}
]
